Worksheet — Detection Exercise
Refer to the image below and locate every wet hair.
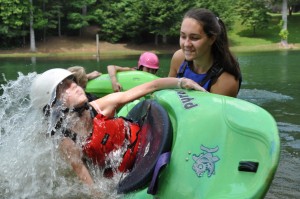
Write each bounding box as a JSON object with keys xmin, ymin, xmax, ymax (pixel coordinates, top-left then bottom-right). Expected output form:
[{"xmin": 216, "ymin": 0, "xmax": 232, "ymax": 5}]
[
  {"xmin": 183, "ymin": 8, "xmax": 241, "ymax": 80},
  {"xmin": 67, "ymin": 66, "xmax": 88, "ymax": 88},
  {"xmin": 137, "ymin": 65, "xmax": 158, "ymax": 74}
]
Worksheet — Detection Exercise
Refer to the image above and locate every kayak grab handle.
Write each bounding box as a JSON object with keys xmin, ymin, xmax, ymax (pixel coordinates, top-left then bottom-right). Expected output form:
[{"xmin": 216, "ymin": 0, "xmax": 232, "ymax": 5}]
[
  {"xmin": 238, "ymin": 161, "xmax": 259, "ymax": 173},
  {"xmin": 147, "ymin": 152, "xmax": 171, "ymax": 195}
]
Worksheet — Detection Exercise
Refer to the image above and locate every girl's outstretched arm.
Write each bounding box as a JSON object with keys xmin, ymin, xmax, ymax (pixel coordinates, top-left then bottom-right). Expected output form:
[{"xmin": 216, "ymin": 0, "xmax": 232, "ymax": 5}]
[
  {"xmin": 107, "ymin": 65, "xmax": 135, "ymax": 92},
  {"xmin": 92, "ymin": 77, "xmax": 206, "ymax": 117}
]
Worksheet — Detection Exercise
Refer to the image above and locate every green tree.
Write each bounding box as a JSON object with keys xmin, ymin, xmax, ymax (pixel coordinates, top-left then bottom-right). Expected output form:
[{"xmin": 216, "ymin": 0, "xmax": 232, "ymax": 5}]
[
  {"xmin": 0, "ymin": 0, "xmax": 257, "ymax": 47},
  {"xmin": 0, "ymin": 0, "xmax": 30, "ymax": 47},
  {"xmin": 30, "ymin": 0, "xmax": 53, "ymax": 50},
  {"xmin": 236, "ymin": 0, "xmax": 271, "ymax": 35},
  {"xmin": 194, "ymin": 0, "xmax": 237, "ymax": 30},
  {"xmin": 142, "ymin": 0, "xmax": 191, "ymax": 45},
  {"xmin": 38, "ymin": 0, "xmax": 64, "ymax": 38},
  {"xmin": 67, "ymin": 0, "xmax": 97, "ymax": 36},
  {"xmin": 94, "ymin": 0, "xmax": 191, "ymax": 44},
  {"xmin": 266, "ymin": 0, "xmax": 300, "ymax": 15},
  {"xmin": 287, "ymin": 0, "xmax": 300, "ymax": 15},
  {"xmin": 93, "ymin": 0, "xmax": 143, "ymax": 43},
  {"xmin": 267, "ymin": 0, "xmax": 292, "ymax": 45}
]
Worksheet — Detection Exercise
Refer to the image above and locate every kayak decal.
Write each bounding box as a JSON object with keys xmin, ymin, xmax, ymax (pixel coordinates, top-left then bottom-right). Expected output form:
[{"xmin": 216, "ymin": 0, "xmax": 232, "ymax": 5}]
[
  {"xmin": 176, "ymin": 90, "xmax": 198, "ymax": 109},
  {"xmin": 192, "ymin": 145, "xmax": 220, "ymax": 177}
]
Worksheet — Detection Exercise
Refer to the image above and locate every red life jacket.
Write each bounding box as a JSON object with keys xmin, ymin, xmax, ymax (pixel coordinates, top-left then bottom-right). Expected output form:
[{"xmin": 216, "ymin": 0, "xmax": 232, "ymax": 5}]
[{"xmin": 82, "ymin": 113, "xmax": 140, "ymax": 172}]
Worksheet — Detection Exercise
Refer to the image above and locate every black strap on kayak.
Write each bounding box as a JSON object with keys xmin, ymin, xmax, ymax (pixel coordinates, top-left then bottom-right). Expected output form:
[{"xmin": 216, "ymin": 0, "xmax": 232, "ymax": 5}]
[{"xmin": 147, "ymin": 152, "xmax": 171, "ymax": 195}]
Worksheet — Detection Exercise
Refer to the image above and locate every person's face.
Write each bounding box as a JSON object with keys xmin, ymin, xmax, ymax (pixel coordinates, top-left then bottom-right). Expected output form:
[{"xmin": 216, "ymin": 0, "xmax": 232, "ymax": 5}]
[
  {"xmin": 141, "ymin": 66, "xmax": 157, "ymax": 74},
  {"xmin": 56, "ymin": 77, "xmax": 88, "ymax": 108},
  {"xmin": 180, "ymin": 18, "xmax": 215, "ymax": 61}
]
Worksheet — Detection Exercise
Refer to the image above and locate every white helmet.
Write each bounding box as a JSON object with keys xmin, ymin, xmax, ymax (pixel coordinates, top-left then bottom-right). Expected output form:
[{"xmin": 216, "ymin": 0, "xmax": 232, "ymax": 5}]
[{"xmin": 30, "ymin": 68, "xmax": 73, "ymax": 112}]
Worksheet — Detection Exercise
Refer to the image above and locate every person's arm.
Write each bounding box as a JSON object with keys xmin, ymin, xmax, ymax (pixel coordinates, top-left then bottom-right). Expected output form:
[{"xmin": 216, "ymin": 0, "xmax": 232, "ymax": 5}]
[
  {"xmin": 59, "ymin": 137, "xmax": 94, "ymax": 186},
  {"xmin": 168, "ymin": 49, "xmax": 185, "ymax": 77},
  {"xmin": 92, "ymin": 77, "xmax": 206, "ymax": 117},
  {"xmin": 210, "ymin": 72, "xmax": 240, "ymax": 97},
  {"xmin": 59, "ymin": 137, "xmax": 109, "ymax": 197},
  {"xmin": 86, "ymin": 71, "xmax": 101, "ymax": 80},
  {"xmin": 107, "ymin": 65, "xmax": 135, "ymax": 92}
]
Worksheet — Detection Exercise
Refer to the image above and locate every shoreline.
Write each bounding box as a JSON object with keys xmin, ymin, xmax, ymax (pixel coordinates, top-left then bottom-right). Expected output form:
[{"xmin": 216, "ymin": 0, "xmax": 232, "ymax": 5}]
[
  {"xmin": 0, "ymin": 37, "xmax": 299, "ymax": 58},
  {"xmin": 0, "ymin": 37, "xmax": 179, "ymax": 58}
]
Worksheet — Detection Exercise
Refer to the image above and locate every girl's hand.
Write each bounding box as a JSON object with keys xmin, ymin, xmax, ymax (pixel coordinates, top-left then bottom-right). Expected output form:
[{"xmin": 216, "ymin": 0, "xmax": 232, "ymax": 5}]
[
  {"xmin": 87, "ymin": 71, "xmax": 102, "ymax": 80},
  {"xmin": 112, "ymin": 82, "xmax": 122, "ymax": 92},
  {"xmin": 179, "ymin": 77, "xmax": 207, "ymax": 92}
]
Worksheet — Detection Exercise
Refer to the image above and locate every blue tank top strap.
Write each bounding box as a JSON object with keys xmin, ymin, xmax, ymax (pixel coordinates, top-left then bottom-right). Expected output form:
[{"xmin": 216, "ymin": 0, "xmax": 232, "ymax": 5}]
[
  {"xmin": 176, "ymin": 60, "xmax": 211, "ymax": 90},
  {"xmin": 176, "ymin": 61, "xmax": 188, "ymax": 78}
]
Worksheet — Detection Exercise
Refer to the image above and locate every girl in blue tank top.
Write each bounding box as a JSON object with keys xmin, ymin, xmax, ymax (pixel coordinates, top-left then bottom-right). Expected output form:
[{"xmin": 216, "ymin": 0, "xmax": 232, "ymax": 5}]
[
  {"xmin": 169, "ymin": 8, "xmax": 241, "ymax": 97},
  {"xmin": 176, "ymin": 61, "xmax": 210, "ymax": 90}
]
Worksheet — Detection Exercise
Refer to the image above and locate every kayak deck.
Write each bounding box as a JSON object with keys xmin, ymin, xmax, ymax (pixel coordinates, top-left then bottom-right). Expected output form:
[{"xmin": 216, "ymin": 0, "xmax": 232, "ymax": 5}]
[{"xmin": 121, "ymin": 89, "xmax": 280, "ymax": 199}]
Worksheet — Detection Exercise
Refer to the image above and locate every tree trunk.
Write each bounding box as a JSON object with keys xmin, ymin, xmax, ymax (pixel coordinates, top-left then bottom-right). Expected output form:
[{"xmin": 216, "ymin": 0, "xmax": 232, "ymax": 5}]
[
  {"xmin": 281, "ymin": 0, "xmax": 288, "ymax": 47},
  {"xmin": 58, "ymin": 14, "xmax": 61, "ymax": 37},
  {"xmin": 82, "ymin": 5, "xmax": 87, "ymax": 15},
  {"xmin": 252, "ymin": 26, "xmax": 256, "ymax": 36},
  {"xmin": 155, "ymin": 34, "xmax": 159, "ymax": 45},
  {"xmin": 288, "ymin": 6, "xmax": 293, "ymax": 16},
  {"xmin": 43, "ymin": 1, "xmax": 46, "ymax": 43},
  {"xmin": 22, "ymin": 26, "xmax": 26, "ymax": 46},
  {"xmin": 23, "ymin": 35, "xmax": 26, "ymax": 47},
  {"xmin": 29, "ymin": 0, "xmax": 36, "ymax": 52},
  {"xmin": 162, "ymin": 34, "xmax": 167, "ymax": 44},
  {"xmin": 80, "ymin": 5, "xmax": 87, "ymax": 37}
]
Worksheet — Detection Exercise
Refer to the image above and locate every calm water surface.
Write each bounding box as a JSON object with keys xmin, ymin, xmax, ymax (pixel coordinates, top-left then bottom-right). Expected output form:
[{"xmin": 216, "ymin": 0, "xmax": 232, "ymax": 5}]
[
  {"xmin": 0, "ymin": 51, "xmax": 299, "ymax": 198},
  {"xmin": 237, "ymin": 51, "xmax": 300, "ymax": 198}
]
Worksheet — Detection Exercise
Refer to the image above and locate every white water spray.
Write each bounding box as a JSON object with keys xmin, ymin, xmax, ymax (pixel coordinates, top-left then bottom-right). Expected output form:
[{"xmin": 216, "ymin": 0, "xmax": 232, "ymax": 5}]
[{"xmin": 0, "ymin": 73, "xmax": 122, "ymax": 199}]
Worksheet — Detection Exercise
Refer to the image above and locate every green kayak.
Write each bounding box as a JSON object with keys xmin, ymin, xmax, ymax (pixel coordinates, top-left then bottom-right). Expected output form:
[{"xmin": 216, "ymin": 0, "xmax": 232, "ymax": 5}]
[
  {"xmin": 85, "ymin": 71, "xmax": 158, "ymax": 97},
  {"xmin": 86, "ymin": 72, "xmax": 280, "ymax": 199}
]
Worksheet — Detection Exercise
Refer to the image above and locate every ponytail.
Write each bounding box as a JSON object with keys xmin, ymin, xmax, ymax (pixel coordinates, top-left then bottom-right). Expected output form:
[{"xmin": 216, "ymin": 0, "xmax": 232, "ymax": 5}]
[{"xmin": 213, "ymin": 18, "xmax": 241, "ymax": 81}]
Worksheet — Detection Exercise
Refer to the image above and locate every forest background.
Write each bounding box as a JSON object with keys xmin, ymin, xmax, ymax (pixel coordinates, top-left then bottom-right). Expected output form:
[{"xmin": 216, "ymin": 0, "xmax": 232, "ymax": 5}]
[{"xmin": 0, "ymin": 0, "xmax": 299, "ymax": 57}]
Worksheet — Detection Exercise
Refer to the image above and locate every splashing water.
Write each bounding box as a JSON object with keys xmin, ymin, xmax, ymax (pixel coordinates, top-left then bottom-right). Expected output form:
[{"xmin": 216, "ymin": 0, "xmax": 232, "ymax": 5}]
[
  {"xmin": 238, "ymin": 89, "xmax": 293, "ymax": 105},
  {"xmin": 0, "ymin": 73, "xmax": 122, "ymax": 199}
]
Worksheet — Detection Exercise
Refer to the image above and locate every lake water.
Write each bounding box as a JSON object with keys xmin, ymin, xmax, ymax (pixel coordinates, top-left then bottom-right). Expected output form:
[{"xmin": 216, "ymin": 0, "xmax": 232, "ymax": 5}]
[{"xmin": 0, "ymin": 51, "xmax": 299, "ymax": 198}]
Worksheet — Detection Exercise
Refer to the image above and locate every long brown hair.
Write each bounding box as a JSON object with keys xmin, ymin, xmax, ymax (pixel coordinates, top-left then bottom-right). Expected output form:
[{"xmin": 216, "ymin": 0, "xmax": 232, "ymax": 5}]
[{"xmin": 184, "ymin": 8, "xmax": 241, "ymax": 80}]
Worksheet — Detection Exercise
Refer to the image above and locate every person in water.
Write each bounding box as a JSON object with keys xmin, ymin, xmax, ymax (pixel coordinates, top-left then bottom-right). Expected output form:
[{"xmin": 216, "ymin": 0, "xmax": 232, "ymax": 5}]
[
  {"xmin": 30, "ymin": 68, "xmax": 205, "ymax": 188},
  {"xmin": 68, "ymin": 66, "xmax": 102, "ymax": 88},
  {"xmin": 107, "ymin": 52, "xmax": 159, "ymax": 92},
  {"xmin": 168, "ymin": 8, "xmax": 242, "ymax": 97},
  {"xmin": 68, "ymin": 66, "xmax": 101, "ymax": 101}
]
